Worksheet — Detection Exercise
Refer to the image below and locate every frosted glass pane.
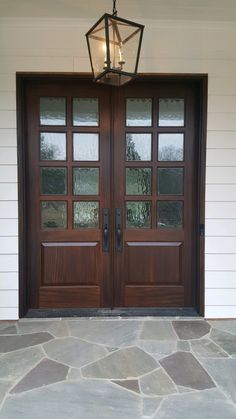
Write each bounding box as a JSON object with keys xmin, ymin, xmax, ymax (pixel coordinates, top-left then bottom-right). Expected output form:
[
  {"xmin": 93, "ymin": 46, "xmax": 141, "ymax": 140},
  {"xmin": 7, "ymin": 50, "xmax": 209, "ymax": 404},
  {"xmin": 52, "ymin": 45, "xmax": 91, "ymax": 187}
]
[
  {"xmin": 159, "ymin": 98, "xmax": 184, "ymax": 126},
  {"xmin": 158, "ymin": 134, "xmax": 184, "ymax": 161},
  {"xmin": 73, "ymin": 98, "xmax": 99, "ymax": 126},
  {"xmin": 126, "ymin": 201, "xmax": 151, "ymax": 228},
  {"xmin": 40, "ymin": 97, "xmax": 66, "ymax": 126},
  {"xmin": 73, "ymin": 133, "xmax": 99, "ymax": 161},
  {"xmin": 158, "ymin": 168, "xmax": 183, "ymax": 195},
  {"xmin": 74, "ymin": 202, "xmax": 99, "ymax": 228},
  {"xmin": 126, "ymin": 133, "xmax": 152, "ymax": 161},
  {"xmin": 40, "ymin": 133, "xmax": 66, "ymax": 161},
  {"xmin": 73, "ymin": 168, "xmax": 99, "ymax": 195},
  {"xmin": 41, "ymin": 168, "xmax": 67, "ymax": 195},
  {"xmin": 126, "ymin": 98, "xmax": 152, "ymax": 126},
  {"xmin": 41, "ymin": 201, "xmax": 67, "ymax": 229},
  {"xmin": 126, "ymin": 168, "xmax": 151, "ymax": 195},
  {"xmin": 158, "ymin": 201, "xmax": 183, "ymax": 229}
]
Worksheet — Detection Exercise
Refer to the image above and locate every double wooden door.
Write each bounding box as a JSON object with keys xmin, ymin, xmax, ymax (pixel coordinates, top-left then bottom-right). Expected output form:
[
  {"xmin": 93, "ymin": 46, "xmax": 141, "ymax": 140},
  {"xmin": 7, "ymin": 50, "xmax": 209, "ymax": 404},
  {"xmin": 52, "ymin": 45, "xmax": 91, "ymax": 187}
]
[{"xmin": 25, "ymin": 78, "xmax": 198, "ymax": 310}]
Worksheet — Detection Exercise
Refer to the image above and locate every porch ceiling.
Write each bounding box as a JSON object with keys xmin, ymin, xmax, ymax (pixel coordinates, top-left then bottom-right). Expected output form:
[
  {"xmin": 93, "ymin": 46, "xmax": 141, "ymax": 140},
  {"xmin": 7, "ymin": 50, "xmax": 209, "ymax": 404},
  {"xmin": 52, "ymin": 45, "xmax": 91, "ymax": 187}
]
[{"xmin": 0, "ymin": 0, "xmax": 236, "ymax": 21}]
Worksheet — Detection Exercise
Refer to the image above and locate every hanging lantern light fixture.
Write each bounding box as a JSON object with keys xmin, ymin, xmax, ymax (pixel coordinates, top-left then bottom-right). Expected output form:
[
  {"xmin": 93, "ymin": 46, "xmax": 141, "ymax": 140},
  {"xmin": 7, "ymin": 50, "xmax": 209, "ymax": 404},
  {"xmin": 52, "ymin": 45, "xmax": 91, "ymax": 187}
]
[{"xmin": 86, "ymin": 0, "xmax": 144, "ymax": 86}]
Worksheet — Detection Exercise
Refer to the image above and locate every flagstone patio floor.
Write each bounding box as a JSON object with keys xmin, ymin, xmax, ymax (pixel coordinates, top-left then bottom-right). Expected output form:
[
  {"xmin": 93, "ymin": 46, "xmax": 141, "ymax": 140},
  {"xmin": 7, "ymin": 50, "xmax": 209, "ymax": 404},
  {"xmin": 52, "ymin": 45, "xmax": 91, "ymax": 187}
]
[{"xmin": 0, "ymin": 318, "xmax": 236, "ymax": 418}]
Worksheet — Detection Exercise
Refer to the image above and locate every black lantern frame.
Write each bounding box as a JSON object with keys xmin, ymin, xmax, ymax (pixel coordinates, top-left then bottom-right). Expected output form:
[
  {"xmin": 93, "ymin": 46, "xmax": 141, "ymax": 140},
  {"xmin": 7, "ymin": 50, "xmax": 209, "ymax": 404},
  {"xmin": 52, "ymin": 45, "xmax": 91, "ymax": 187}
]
[{"xmin": 86, "ymin": 12, "xmax": 144, "ymax": 86}]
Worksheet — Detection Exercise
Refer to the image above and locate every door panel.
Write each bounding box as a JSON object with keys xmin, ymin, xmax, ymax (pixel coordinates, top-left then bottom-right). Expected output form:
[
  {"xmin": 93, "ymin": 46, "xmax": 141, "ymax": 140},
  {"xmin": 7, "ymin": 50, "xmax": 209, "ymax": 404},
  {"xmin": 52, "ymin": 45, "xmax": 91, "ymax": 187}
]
[{"xmin": 25, "ymin": 78, "xmax": 198, "ymax": 311}]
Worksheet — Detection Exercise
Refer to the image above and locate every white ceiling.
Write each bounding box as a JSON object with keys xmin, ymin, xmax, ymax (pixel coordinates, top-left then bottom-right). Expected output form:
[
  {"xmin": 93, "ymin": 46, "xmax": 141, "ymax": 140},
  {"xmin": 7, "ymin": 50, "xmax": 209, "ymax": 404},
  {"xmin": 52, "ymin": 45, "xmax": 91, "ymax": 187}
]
[{"xmin": 0, "ymin": 0, "xmax": 236, "ymax": 21}]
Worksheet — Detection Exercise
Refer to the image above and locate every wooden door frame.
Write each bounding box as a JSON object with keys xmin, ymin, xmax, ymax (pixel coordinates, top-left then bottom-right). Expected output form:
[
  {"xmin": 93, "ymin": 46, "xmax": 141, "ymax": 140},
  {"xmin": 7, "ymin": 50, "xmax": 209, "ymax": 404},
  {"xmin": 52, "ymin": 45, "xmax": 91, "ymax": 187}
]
[{"xmin": 16, "ymin": 72, "xmax": 207, "ymax": 318}]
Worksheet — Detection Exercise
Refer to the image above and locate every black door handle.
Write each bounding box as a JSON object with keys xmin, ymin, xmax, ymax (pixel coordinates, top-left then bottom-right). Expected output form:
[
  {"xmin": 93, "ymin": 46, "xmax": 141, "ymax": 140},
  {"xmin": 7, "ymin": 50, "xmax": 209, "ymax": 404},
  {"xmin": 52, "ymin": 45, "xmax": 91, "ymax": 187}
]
[
  {"xmin": 115, "ymin": 208, "xmax": 122, "ymax": 252},
  {"xmin": 102, "ymin": 208, "xmax": 109, "ymax": 252}
]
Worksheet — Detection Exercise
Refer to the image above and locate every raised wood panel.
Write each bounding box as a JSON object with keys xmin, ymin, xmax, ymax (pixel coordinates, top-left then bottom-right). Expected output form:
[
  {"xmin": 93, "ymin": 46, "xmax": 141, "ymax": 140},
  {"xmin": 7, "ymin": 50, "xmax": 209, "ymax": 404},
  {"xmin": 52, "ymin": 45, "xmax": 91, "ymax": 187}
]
[
  {"xmin": 0, "ymin": 183, "xmax": 17, "ymax": 200},
  {"xmin": 125, "ymin": 242, "xmax": 183, "ymax": 285},
  {"xmin": 206, "ymin": 185, "xmax": 236, "ymax": 202},
  {"xmin": 0, "ymin": 201, "xmax": 18, "ymax": 218},
  {"xmin": 206, "ymin": 202, "xmax": 236, "ymax": 219},
  {"xmin": 206, "ymin": 237, "xmax": 236, "ymax": 254},
  {"xmin": 207, "ymin": 149, "xmax": 236, "ymax": 166},
  {"xmin": 0, "ymin": 166, "xmax": 17, "ymax": 183},
  {"xmin": 206, "ymin": 254, "xmax": 236, "ymax": 271},
  {"xmin": 0, "ymin": 147, "xmax": 17, "ymax": 164},
  {"xmin": 0, "ymin": 129, "xmax": 17, "ymax": 147},
  {"xmin": 0, "ymin": 272, "xmax": 18, "ymax": 290},
  {"xmin": 124, "ymin": 285, "xmax": 184, "ymax": 307},
  {"xmin": 206, "ymin": 271, "xmax": 236, "ymax": 289},
  {"xmin": 206, "ymin": 289, "xmax": 236, "ymax": 306},
  {"xmin": 0, "ymin": 110, "xmax": 16, "ymax": 128},
  {"xmin": 0, "ymin": 219, "xmax": 18, "ymax": 236},
  {"xmin": 206, "ymin": 167, "xmax": 236, "ymax": 184},
  {"xmin": 39, "ymin": 286, "xmax": 100, "ymax": 308},
  {"xmin": 207, "ymin": 131, "xmax": 236, "ymax": 149},
  {"xmin": 41, "ymin": 242, "xmax": 100, "ymax": 285},
  {"xmin": 206, "ymin": 219, "xmax": 236, "ymax": 236}
]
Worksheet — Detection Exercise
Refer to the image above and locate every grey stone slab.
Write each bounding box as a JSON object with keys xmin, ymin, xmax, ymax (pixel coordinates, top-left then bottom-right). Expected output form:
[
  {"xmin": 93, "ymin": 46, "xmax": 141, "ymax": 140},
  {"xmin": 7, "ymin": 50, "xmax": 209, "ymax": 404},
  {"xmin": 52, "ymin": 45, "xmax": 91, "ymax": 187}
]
[
  {"xmin": 177, "ymin": 385, "xmax": 195, "ymax": 393},
  {"xmin": 0, "ymin": 332, "xmax": 54, "ymax": 353},
  {"xmin": 140, "ymin": 321, "xmax": 177, "ymax": 341},
  {"xmin": 142, "ymin": 397, "xmax": 163, "ymax": 417},
  {"xmin": 68, "ymin": 320, "xmax": 141, "ymax": 347},
  {"xmin": 0, "ymin": 381, "xmax": 12, "ymax": 404},
  {"xmin": 140, "ymin": 368, "xmax": 177, "ymax": 396},
  {"xmin": 209, "ymin": 320, "xmax": 236, "ymax": 335},
  {"xmin": 201, "ymin": 358, "xmax": 236, "ymax": 403},
  {"xmin": 112, "ymin": 380, "xmax": 140, "ymax": 393},
  {"xmin": 191, "ymin": 338, "xmax": 229, "ymax": 358},
  {"xmin": 172, "ymin": 320, "xmax": 211, "ymax": 340},
  {"xmin": 137, "ymin": 340, "xmax": 176, "ymax": 356},
  {"xmin": 0, "ymin": 324, "xmax": 17, "ymax": 335},
  {"xmin": 0, "ymin": 380, "xmax": 142, "ymax": 419},
  {"xmin": 43, "ymin": 337, "xmax": 107, "ymax": 368},
  {"xmin": 177, "ymin": 340, "xmax": 190, "ymax": 351},
  {"xmin": 0, "ymin": 346, "xmax": 44, "ymax": 381},
  {"xmin": 153, "ymin": 388, "xmax": 236, "ymax": 419},
  {"xmin": 18, "ymin": 320, "xmax": 69, "ymax": 337},
  {"xmin": 160, "ymin": 351, "xmax": 215, "ymax": 390},
  {"xmin": 210, "ymin": 328, "xmax": 236, "ymax": 355},
  {"xmin": 11, "ymin": 358, "xmax": 69, "ymax": 394},
  {"xmin": 67, "ymin": 368, "xmax": 82, "ymax": 381},
  {"xmin": 82, "ymin": 346, "xmax": 158, "ymax": 379}
]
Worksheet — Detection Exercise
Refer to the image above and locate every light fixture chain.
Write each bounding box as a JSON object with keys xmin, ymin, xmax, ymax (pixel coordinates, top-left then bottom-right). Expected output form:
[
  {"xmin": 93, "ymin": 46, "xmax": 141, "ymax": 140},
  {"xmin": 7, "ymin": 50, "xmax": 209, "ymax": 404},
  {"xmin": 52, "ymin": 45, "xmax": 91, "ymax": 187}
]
[{"xmin": 113, "ymin": 0, "xmax": 117, "ymax": 16}]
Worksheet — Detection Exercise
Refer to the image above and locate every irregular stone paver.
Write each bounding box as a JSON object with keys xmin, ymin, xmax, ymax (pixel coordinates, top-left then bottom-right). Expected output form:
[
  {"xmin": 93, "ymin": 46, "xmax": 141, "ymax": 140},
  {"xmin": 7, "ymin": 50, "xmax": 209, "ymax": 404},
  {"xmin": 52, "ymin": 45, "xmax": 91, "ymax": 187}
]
[
  {"xmin": 172, "ymin": 321, "xmax": 210, "ymax": 340},
  {"xmin": 177, "ymin": 341, "xmax": 190, "ymax": 351},
  {"xmin": 68, "ymin": 320, "xmax": 141, "ymax": 347},
  {"xmin": 0, "ymin": 381, "xmax": 12, "ymax": 404},
  {"xmin": 0, "ymin": 346, "xmax": 44, "ymax": 381},
  {"xmin": 153, "ymin": 388, "xmax": 236, "ymax": 419},
  {"xmin": 0, "ymin": 332, "xmax": 54, "ymax": 353},
  {"xmin": 43, "ymin": 337, "xmax": 107, "ymax": 368},
  {"xmin": 177, "ymin": 385, "xmax": 195, "ymax": 393},
  {"xmin": 140, "ymin": 368, "xmax": 177, "ymax": 396},
  {"xmin": 18, "ymin": 321, "xmax": 69, "ymax": 337},
  {"xmin": 210, "ymin": 328, "xmax": 236, "ymax": 355},
  {"xmin": 191, "ymin": 338, "xmax": 228, "ymax": 358},
  {"xmin": 82, "ymin": 346, "xmax": 158, "ymax": 379},
  {"xmin": 67, "ymin": 368, "xmax": 82, "ymax": 381},
  {"xmin": 112, "ymin": 379, "xmax": 140, "ymax": 393},
  {"xmin": 160, "ymin": 351, "xmax": 215, "ymax": 390},
  {"xmin": 201, "ymin": 358, "xmax": 236, "ymax": 403},
  {"xmin": 0, "ymin": 380, "xmax": 142, "ymax": 419},
  {"xmin": 140, "ymin": 321, "xmax": 177, "ymax": 341},
  {"xmin": 209, "ymin": 320, "xmax": 236, "ymax": 335},
  {"xmin": 142, "ymin": 397, "xmax": 163, "ymax": 416},
  {"xmin": 11, "ymin": 358, "xmax": 69, "ymax": 394},
  {"xmin": 137, "ymin": 340, "xmax": 176, "ymax": 356},
  {"xmin": 0, "ymin": 324, "xmax": 17, "ymax": 335}
]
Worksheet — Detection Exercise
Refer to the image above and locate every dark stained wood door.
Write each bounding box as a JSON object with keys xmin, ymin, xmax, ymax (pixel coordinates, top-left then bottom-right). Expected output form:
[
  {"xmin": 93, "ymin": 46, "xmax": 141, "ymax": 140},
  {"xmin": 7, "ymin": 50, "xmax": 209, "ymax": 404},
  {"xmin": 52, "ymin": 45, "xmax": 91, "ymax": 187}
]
[{"xmin": 24, "ymin": 78, "xmax": 198, "ymax": 310}]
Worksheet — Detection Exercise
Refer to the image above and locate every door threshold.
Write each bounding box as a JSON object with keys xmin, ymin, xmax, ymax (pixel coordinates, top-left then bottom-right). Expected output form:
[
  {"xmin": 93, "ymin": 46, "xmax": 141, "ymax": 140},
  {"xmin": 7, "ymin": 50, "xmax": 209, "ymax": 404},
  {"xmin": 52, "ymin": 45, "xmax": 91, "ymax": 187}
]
[{"xmin": 24, "ymin": 307, "xmax": 199, "ymax": 318}]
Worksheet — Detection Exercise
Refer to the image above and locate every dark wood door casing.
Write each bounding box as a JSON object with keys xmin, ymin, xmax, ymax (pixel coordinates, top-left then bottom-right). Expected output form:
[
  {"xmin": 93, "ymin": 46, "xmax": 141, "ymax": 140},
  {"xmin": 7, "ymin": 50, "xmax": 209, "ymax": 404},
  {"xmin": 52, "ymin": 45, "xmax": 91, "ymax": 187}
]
[{"xmin": 17, "ymin": 74, "xmax": 207, "ymax": 316}]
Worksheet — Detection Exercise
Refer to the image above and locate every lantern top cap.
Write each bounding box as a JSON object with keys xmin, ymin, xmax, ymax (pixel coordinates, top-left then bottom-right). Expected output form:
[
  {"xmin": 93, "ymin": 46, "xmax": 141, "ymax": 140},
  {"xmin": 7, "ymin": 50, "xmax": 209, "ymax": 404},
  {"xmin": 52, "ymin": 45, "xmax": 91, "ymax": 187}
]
[{"xmin": 86, "ymin": 13, "xmax": 145, "ymax": 37}]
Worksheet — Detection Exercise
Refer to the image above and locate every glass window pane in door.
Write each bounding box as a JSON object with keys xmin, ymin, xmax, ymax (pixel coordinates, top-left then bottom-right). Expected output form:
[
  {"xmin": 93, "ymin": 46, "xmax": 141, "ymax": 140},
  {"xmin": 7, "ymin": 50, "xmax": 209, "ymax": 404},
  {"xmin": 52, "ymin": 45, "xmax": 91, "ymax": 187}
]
[
  {"xmin": 73, "ymin": 98, "xmax": 99, "ymax": 126},
  {"xmin": 126, "ymin": 133, "xmax": 152, "ymax": 161},
  {"xmin": 73, "ymin": 168, "xmax": 99, "ymax": 195},
  {"xmin": 40, "ymin": 97, "xmax": 66, "ymax": 126},
  {"xmin": 40, "ymin": 133, "xmax": 66, "ymax": 161},
  {"xmin": 74, "ymin": 202, "xmax": 99, "ymax": 228},
  {"xmin": 41, "ymin": 168, "xmax": 67, "ymax": 195},
  {"xmin": 73, "ymin": 133, "xmax": 99, "ymax": 161},
  {"xmin": 157, "ymin": 201, "xmax": 183, "ymax": 229},
  {"xmin": 158, "ymin": 134, "xmax": 184, "ymax": 161},
  {"xmin": 158, "ymin": 168, "xmax": 183, "ymax": 195},
  {"xmin": 41, "ymin": 201, "xmax": 67, "ymax": 229},
  {"xmin": 126, "ymin": 98, "xmax": 152, "ymax": 126},
  {"xmin": 126, "ymin": 201, "xmax": 151, "ymax": 228},
  {"xmin": 126, "ymin": 168, "xmax": 151, "ymax": 195},
  {"xmin": 159, "ymin": 98, "xmax": 184, "ymax": 126}
]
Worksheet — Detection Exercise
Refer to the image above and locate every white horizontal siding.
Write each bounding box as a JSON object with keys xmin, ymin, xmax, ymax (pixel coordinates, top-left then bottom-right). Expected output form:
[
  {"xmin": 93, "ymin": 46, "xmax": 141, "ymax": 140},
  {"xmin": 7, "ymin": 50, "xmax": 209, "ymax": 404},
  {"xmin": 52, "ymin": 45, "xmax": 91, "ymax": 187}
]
[
  {"xmin": 0, "ymin": 18, "xmax": 236, "ymax": 319},
  {"xmin": 0, "ymin": 272, "xmax": 18, "ymax": 289}
]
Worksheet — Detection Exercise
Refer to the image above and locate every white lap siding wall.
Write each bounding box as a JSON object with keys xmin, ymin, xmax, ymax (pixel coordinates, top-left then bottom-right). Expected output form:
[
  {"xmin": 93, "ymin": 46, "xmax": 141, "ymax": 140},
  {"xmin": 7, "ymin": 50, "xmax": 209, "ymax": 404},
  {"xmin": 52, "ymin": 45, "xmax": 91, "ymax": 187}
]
[{"xmin": 0, "ymin": 18, "xmax": 236, "ymax": 319}]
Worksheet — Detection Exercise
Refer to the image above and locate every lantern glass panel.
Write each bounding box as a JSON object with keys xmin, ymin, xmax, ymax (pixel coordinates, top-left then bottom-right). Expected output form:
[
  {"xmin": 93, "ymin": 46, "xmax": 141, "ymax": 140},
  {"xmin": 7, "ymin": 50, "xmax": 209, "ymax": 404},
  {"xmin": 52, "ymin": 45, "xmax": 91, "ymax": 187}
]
[{"xmin": 87, "ymin": 17, "xmax": 107, "ymax": 78}]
